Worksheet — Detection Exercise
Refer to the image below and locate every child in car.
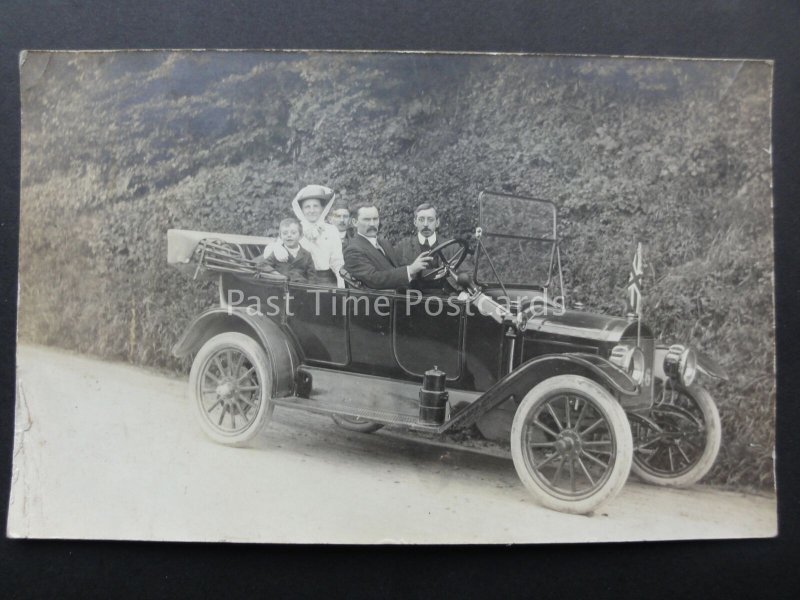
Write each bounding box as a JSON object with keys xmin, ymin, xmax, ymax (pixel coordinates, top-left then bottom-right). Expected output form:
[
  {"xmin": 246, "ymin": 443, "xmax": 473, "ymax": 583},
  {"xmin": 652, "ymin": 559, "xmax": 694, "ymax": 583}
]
[{"xmin": 256, "ymin": 217, "xmax": 315, "ymax": 282}]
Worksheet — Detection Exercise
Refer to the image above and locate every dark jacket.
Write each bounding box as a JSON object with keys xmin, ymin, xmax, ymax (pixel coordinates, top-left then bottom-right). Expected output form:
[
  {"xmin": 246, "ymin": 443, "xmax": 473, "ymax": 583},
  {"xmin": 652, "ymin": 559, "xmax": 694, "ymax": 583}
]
[
  {"xmin": 343, "ymin": 234, "xmax": 410, "ymax": 290},
  {"xmin": 340, "ymin": 228, "xmax": 355, "ymax": 251},
  {"xmin": 397, "ymin": 235, "xmax": 446, "ymax": 269},
  {"xmin": 257, "ymin": 245, "xmax": 315, "ymax": 282}
]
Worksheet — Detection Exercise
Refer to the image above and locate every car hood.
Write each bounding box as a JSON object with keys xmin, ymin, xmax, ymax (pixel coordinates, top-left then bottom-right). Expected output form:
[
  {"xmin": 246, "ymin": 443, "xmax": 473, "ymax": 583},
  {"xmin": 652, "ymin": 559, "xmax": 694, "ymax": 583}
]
[{"xmin": 523, "ymin": 309, "xmax": 646, "ymax": 343}]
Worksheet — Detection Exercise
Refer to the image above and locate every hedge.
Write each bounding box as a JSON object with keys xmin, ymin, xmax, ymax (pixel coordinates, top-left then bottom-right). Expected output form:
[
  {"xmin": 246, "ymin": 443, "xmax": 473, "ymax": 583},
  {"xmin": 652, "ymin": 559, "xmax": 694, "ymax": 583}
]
[{"xmin": 18, "ymin": 51, "xmax": 774, "ymax": 489}]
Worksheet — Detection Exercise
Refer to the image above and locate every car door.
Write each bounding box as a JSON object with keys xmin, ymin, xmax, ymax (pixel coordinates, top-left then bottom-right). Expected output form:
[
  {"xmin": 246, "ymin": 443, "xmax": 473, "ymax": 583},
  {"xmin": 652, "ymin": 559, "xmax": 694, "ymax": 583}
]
[
  {"xmin": 346, "ymin": 287, "xmax": 399, "ymax": 377},
  {"xmin": 285, "ymin": 281, "xmax": 349, "ymax": 365},
  {"xmin": 392, "ymin": 291, "xmax": 464, "ymax": 382}
]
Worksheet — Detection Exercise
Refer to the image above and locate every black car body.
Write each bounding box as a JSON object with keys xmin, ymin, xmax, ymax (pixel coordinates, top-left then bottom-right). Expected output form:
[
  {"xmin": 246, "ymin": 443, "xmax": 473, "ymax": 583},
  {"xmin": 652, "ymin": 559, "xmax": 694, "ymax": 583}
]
[{"xmin": 169, "ymin": 192, "xmax": 726, "ymax": 514}]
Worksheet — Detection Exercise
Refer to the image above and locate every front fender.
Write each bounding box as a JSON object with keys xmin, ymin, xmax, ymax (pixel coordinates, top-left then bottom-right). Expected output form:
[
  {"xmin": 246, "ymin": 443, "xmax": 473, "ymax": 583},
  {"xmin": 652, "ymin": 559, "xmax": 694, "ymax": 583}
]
[
  {"xmin": 443, "ymin": 353, "xmax": 636, "ymax": 432},
  {"xmin": 172, "ymin": 307, "xmax": 298, "ymax": 398},
  {"xmin": 487, "ymin": 353, "xmax": 638, "ymax": 400}
]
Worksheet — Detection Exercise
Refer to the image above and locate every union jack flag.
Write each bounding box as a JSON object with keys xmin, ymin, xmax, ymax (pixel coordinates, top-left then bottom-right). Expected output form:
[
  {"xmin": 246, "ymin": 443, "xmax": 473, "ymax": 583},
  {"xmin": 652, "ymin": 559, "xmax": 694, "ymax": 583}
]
[{"xmin": 626, "ymin": 242, "xmax": 644, "ymax": 315}]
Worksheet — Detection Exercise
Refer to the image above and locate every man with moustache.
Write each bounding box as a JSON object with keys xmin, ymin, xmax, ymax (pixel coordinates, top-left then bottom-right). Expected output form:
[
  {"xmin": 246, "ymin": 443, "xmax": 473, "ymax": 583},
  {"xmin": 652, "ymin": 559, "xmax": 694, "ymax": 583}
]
[
  {"xmin": 397, "ymin": 202, "xmax": 469, "ymax": 292},
  {"xmin": 397, "ymin": 202, "xmax": 446, "ymax": 268},
  {"xmin": 326, "ymin": 198, "xmax": 353, "ymax": 249},
  {"xmin": 343, "ymin": 203, "xmax": 432, "ymax": 290}
]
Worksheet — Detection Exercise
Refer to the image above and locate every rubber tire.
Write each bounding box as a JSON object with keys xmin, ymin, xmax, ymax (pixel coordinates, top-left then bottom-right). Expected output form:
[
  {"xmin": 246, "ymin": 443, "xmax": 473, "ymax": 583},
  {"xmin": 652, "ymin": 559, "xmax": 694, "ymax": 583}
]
[
  {"xmin": 331, "ymin": 414, "xmax": 385, "ymax": 433},
  {"xmin": 510, "ymin": 375, "xmax": 634, "ymax": 515},
  {"xmin": 631, "ymin": 384, "xmax": 721, "ymax": 487},
  {"xmin": 189, "ymin": 332, "xmax": 274, "ymax": 446}
]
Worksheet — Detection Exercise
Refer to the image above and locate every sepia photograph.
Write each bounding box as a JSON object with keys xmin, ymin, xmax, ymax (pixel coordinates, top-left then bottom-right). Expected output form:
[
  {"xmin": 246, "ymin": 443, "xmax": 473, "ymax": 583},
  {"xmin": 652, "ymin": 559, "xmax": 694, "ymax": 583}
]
[{"xmin": 9, "ymin": 50, "xmax": 776, "ymax": 543}]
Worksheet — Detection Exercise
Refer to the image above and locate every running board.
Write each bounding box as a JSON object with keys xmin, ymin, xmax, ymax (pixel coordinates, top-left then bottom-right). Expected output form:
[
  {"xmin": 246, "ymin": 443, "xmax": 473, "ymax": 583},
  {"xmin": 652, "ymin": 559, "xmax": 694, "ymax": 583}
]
[
  {"xmin": 271, "ymin": 396, "xmax": 439, "ymax": 431},
  {"xmin": 271, "ymin": 366, "xmax": 481, "ymax": 433}
]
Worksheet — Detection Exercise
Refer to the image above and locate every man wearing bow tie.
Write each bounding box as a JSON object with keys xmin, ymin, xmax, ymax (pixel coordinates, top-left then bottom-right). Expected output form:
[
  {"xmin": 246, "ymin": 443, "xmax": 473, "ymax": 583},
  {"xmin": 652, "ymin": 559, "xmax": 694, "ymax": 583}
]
[
  {"xmin": 397, "ymin": 203, "xmax": 448, "ymax": 268},
  {"xmin": 344, "ymin": 203, "xmax": 432, "ymax": 289}
]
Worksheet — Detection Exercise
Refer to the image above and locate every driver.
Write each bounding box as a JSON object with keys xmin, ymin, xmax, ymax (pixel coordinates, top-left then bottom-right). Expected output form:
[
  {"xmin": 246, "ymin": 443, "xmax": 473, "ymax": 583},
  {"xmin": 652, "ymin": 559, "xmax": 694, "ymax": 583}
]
[
  {"xmin": 398, "ymin": 201, "xmax": 470, "ymax": 292},
  {"xmin": 343, "ymin": 202, "xmax": 432, "ymax": 290},
  {"xmin": 397, "ymin": 202, "xmax": 446, "ymax": 267}
]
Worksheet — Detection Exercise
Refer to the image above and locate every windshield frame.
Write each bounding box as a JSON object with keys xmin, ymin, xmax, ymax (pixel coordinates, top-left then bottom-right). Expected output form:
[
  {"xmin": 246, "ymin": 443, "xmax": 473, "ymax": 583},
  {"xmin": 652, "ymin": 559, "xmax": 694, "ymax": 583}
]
[{"xmin": 474, "ymin": 191, "xmax": 560, "ymax": 290}]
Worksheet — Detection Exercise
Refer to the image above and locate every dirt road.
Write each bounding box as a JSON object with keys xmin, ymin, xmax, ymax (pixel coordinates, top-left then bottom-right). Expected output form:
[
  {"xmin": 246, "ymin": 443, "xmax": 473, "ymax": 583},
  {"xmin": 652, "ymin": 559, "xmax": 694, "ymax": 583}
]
[{"xmin": 8, "ymin": 345, "xmax": 776, "ymax": 544}]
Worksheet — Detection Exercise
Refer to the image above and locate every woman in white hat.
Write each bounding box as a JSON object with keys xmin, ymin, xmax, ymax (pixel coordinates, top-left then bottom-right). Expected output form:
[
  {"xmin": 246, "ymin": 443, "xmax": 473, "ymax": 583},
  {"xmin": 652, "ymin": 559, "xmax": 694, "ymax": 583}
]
[{"xmin": 265, "ymin": 184, "xmax": 345, "ymax": 286}]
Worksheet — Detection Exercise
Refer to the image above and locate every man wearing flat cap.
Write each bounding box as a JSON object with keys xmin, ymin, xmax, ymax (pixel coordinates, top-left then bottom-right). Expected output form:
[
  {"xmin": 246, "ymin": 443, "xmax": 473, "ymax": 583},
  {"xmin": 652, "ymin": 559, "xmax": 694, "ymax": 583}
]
[{"xmin": 326, "ymin": 198, "xmax": 354, "ymax": 250}]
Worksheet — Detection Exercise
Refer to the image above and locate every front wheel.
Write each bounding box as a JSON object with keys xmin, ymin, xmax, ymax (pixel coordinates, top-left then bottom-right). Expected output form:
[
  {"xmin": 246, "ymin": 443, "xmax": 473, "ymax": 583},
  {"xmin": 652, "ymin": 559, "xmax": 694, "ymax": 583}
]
[
  {"xmin": 510, "ymin": 375, "xmax": 633, "ymax": 515},
  {"xmin": 630, "ymin": 383, "xmax": 721, "ymax": 487},
  {"xmin": 189, "ymin": 332, "xmax": 274, "ymax": 445}
]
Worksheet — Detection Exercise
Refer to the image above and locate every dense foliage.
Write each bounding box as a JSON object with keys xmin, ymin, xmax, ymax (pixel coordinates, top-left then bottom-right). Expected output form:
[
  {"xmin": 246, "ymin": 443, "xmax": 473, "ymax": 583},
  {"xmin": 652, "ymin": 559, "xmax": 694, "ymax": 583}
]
[{"xmin": 18, "ymin": 51, "xmax": 774, "ymax": 488}]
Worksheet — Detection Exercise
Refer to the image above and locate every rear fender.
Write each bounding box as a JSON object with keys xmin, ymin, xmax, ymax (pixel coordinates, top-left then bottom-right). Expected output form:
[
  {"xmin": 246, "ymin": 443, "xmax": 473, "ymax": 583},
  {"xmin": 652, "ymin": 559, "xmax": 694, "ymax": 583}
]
[
  {"xmin": 172, "ymin": 307, "xmax": 298, "ymax": 398},
  {"xmin": 445, "ymin": 353, "xmax": 637, "ymax": 434}
]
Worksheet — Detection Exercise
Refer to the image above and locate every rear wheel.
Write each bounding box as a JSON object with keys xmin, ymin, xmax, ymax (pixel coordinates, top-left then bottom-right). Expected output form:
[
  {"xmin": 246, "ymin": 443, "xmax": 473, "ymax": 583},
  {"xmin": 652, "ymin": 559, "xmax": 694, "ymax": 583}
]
[
  {"xmin": 510, "ymin": 375, "xmax": 633, "ymax": 515},
  {"xmin": 331, "ymin": 414, "xmax": 384, "ymax": 433},
  {"xmin": 630, "ymin": 383, "xmax": 721, "ymax": 487},
  {"xmin": 189, "ymin": 332, "xmax": 274, "ymax": 445}
]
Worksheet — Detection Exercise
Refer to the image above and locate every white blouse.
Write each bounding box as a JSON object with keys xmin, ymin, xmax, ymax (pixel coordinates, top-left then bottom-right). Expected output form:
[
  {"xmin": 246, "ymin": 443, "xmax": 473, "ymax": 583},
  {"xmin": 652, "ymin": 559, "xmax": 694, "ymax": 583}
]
[
  {"xmin": 298, "ymin": 223, "xmax": 345, "ymax": 273},
  {"xmin": 263, "ymin": 188, "xmax": 345, "ymax": 287}
]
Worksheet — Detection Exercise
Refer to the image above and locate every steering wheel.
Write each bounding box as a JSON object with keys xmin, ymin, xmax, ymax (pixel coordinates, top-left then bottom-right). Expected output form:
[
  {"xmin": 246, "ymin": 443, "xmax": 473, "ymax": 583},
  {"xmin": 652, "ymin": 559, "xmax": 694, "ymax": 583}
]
[{"xmin": 419, "ymin": 238, "xmax": 470, "ymax": 282}]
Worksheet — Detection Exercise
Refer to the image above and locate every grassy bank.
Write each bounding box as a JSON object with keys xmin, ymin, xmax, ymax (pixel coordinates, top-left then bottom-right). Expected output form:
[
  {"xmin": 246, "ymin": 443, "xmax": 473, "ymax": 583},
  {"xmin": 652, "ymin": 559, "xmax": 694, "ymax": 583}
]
[{"xmin": 18, "ymin": 52, "xmax": 774, "ymax": 488}]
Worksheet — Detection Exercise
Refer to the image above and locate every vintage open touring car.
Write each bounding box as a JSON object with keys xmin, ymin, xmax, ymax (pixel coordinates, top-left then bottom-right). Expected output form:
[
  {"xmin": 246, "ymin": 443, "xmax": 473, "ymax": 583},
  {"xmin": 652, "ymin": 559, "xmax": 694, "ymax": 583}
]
[{"xmin": 167, "ymin": 191, "xmax": 726, "ymax": 514}]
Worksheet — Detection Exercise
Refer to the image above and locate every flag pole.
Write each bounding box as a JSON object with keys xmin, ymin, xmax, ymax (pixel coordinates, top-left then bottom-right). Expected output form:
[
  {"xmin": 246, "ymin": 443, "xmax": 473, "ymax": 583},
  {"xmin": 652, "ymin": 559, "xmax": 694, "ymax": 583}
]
[{"xmin": 636, "ymin": 242, "xmax": 642, "ymax": 347}]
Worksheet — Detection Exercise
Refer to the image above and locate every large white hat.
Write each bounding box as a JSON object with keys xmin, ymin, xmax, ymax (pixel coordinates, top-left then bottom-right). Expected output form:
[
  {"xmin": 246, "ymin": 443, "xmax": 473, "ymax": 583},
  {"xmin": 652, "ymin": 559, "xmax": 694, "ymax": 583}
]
[{"xmin": 293, "ymin": 184, "xmax": 335, "ymax": 207}]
